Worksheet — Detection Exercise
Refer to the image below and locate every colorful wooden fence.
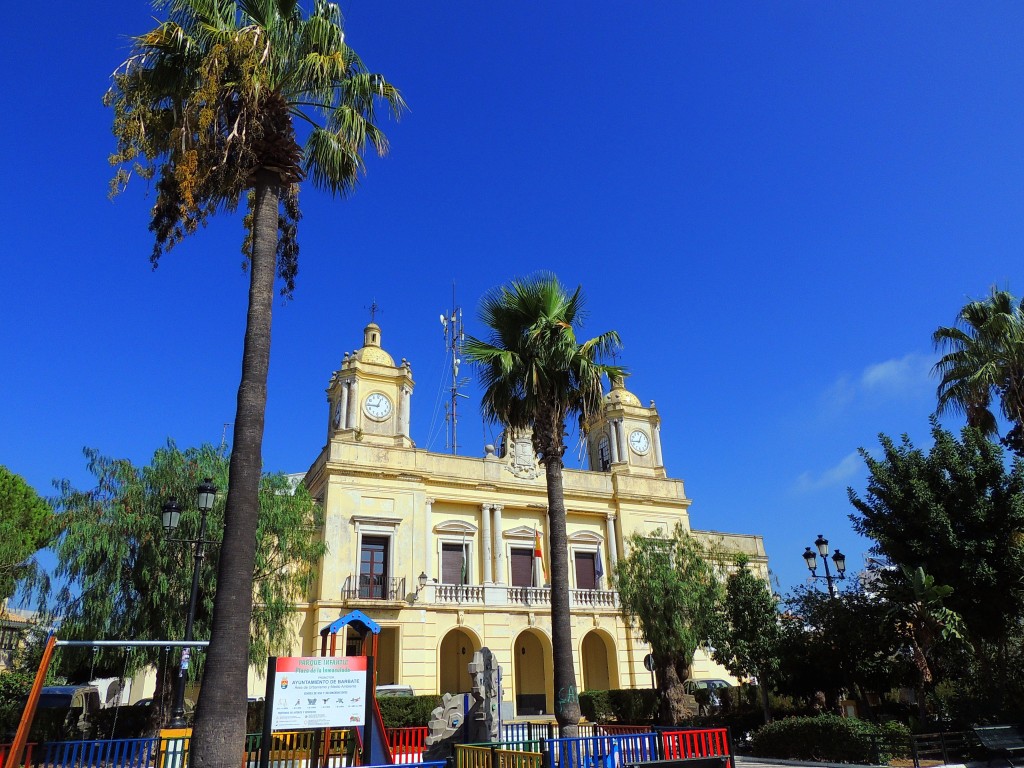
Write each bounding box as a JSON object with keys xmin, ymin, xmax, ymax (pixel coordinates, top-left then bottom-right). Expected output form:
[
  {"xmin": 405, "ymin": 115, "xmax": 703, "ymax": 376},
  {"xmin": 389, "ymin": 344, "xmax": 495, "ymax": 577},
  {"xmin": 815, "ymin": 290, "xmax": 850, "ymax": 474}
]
[
  {"xmin": 35, "ymin": 738, "xmax": 160, "ymax": 768},
  {"xmin": 660, "ymin": 729, "xmax": 730, "ymax": 761},
  {"xmin": 0, "ymin": 744, "xmax": 37, "ymax": 768},
  {"xmin": 456, "ymin": 745, "xmax": 544, "ymax": 768},
  {"xmin": 387, "ymin": 728, "xmax": 427, "ymax": 765}
]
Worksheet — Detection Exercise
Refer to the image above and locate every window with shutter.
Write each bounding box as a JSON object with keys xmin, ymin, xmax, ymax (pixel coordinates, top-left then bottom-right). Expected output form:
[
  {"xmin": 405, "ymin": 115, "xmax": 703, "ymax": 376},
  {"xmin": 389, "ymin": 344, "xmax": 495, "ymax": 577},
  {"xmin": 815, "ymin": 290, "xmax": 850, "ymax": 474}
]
[
  {"xmin": 510, "ymin": 548, "xmax": 534, "ymax": 587},
  {"xmin": 441, "ymin": 543, "xmax": 468, "ymax": 584},
  {"xmin": 574, "ymin": 551, "xmax": 596, "ymax": 590}
]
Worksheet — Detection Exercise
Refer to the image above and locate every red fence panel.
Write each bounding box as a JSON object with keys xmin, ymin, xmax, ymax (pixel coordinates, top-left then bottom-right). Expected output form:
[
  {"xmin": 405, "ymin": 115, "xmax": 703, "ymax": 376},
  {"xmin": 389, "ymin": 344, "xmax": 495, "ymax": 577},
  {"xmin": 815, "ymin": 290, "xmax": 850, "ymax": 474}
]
[
  {"xmin": 660, "ymin": 728, "xmax": 730, "ymax": 760},
  {"xmin": 387, "ymin": 727, "xmax": 428, "ymax": 764}
]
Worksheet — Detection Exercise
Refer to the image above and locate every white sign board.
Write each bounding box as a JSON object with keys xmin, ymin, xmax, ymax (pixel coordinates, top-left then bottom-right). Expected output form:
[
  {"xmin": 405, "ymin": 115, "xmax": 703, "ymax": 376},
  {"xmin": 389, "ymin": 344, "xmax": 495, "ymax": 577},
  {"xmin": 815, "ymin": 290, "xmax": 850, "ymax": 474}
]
[{"xmin": 270, "ymin": 655, "xmax": 368, "ymax": 730}]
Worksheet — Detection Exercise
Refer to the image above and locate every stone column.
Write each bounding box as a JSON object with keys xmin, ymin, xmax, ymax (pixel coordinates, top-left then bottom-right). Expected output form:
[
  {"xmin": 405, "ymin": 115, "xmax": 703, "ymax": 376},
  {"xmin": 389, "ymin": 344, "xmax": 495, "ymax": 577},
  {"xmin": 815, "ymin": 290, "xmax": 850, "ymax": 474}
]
[
  {"xmin": 606, "ymin": 514, "xmax": 619, "ymax": 568},
  {"xmin": 652, "ymin": 423, "xmax": 664, "ymax": 466},
  {"xmin": 338, "ymin": 383, "xmax": 349, "ymax": 431},
  {"xmin": 608, "ymin": 425, "xmax": 620, "ymax": 464},
  {"xmin": 614, "ymin": 419, "xmax": 626, "ymax": 461},
  {"xmin": 480, "ymin": 503, "xmax": 493, "ymax": 584},
  {"xmin": 399, "ymin": 385, "xmax": 412, "ymax": 436},
  {"xmin": 346, "ymin": 379, "xmax": 359, "ymax": 429},
  {"xmin": 492, "ymin": 505, "xmax": 505, "ymax": 584},
  {"xmin": 424, "ymin": 497, "xmax": 435, "ymax": 580}
]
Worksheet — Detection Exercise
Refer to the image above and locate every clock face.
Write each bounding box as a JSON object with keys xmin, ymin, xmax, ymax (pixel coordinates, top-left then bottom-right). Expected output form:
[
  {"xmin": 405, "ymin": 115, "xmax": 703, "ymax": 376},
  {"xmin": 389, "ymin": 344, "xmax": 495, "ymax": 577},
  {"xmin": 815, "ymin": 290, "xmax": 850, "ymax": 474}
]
[
  {"xmin": 363, "ymin": 392, "xmax": 393, "ymax": 420},
  {"xmin": 628, "ymin": 429, "xmax": 650, "ymax": 454}
]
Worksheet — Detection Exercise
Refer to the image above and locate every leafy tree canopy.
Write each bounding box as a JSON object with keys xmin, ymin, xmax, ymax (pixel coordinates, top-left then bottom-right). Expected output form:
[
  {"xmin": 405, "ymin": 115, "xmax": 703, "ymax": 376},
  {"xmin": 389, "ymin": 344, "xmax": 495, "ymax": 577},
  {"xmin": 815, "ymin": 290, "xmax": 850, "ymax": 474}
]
[
  {"xmin": 614, "ymin": 523, "xmax": 723, "ymax": 724},
  {"xmin": 27, "ymin": 442, "xmax": 324, "ymax": 681},
  {"xmin": 0, "ymin": 466, "xmax": 54, "ymax": 602},
  {"xmin": 710, "ymin": 557, "xmax": 782, "ymax": 722},
  {"xmin": 848, "ymin": 420, "xmax": 1024, "ymax": 645},
  {"xmin": 779, "ymin": 585, "xmax": 912, "ymax": 711}
]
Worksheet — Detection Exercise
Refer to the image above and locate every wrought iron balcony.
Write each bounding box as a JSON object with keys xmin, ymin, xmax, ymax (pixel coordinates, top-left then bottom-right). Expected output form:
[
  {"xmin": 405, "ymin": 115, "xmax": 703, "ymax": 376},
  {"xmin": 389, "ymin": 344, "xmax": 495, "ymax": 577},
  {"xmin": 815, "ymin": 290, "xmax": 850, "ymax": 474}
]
[{"xmin": 341, "ymin": 574, "xmax": 406, "ymax": 602}]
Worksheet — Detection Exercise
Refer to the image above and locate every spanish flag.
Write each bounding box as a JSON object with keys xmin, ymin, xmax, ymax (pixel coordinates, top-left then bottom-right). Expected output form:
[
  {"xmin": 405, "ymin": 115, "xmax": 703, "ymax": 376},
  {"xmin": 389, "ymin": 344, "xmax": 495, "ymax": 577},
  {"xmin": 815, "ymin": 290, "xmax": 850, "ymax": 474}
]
[{"xmin": 534, "ymin": 527, "xmax": 547, "ymax": 584}]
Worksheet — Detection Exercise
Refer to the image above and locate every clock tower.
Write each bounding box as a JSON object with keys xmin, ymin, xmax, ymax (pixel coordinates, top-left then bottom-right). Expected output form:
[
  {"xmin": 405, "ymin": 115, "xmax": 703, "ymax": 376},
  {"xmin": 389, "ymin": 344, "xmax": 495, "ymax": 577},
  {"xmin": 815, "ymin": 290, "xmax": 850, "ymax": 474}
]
[
  {"xmin": 325, "ymin": 322, "xmax": 414, "ymax": 448},
  {"xmin": 586, "ymin": 374, "xmax": 666, "ymax": 478}
]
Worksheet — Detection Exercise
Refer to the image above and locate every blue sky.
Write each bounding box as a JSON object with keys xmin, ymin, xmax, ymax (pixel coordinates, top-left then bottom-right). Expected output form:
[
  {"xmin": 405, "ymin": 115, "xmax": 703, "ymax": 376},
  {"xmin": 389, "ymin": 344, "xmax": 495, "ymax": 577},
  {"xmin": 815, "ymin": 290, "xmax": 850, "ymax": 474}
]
[{"xmin": 2, "ymin": 1, "xmax": 1022, "ymax": 594}]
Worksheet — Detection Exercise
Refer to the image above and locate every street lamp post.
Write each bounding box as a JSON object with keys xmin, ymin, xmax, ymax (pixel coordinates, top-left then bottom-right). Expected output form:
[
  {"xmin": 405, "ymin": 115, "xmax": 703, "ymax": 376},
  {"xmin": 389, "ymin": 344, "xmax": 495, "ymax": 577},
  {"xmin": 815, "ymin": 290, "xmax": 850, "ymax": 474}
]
[
  {"xmin": 802, "ymin": 534, "xmax": 847, "ymax": 598},
  {"xmin": 161, "ymin": 478, "xmax": 218, "ymax": 729}
]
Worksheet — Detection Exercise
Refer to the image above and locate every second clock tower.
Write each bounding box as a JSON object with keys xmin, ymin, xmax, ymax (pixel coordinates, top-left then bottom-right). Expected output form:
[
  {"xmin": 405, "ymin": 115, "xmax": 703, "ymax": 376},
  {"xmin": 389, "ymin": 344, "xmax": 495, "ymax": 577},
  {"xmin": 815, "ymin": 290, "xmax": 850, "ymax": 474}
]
[{"xmin": 586, "ymin": 374, "xmax": 665, "ymax": 478}]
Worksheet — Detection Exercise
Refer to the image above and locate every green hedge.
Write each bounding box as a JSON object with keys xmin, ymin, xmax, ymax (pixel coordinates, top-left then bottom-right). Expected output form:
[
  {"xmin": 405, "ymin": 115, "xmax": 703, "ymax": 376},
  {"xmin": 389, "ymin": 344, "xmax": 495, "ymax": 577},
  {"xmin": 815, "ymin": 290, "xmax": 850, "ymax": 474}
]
[
  {"xmin": 579, "ymin": 690, "xmax": 658, "ymax": 724},
  {"xmin": 377, "ymin": 695, "xmax": 443, "ymax": 728},
  {"xmin": 750, "ymin": 714, "xmax": 910, "ymax": 763}
]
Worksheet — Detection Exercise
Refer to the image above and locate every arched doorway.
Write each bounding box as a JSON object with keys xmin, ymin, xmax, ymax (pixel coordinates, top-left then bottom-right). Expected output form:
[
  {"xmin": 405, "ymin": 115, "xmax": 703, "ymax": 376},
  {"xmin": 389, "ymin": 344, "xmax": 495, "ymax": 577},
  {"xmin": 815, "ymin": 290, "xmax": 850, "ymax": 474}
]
[
  {"xmin": 581, "ymin": 630, "xmax": 617, "ymax": 691},
  {"xmin": 439, "ymin": 628, "xmax": 479, "ymax": 694},
  {"xmin": 513, "ymin": 629, "xmax": 552, "ymax": 716}
]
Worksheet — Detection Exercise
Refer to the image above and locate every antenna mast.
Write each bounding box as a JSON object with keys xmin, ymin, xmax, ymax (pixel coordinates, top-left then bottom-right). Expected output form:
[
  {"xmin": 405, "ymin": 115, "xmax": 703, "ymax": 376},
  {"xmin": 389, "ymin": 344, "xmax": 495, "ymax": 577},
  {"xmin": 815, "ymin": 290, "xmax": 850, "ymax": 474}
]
[{"xmin": 440, "ymin": 284, "xmax": 469, "ymax": 454}]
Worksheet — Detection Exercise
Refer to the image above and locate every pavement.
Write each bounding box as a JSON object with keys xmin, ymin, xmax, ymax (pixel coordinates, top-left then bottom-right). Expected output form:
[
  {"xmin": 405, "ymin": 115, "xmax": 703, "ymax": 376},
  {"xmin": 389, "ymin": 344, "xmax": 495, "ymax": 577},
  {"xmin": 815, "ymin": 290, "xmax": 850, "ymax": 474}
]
[{"xmin": 736, "ymin": 758, "xmax": 979, "ymax": 768}]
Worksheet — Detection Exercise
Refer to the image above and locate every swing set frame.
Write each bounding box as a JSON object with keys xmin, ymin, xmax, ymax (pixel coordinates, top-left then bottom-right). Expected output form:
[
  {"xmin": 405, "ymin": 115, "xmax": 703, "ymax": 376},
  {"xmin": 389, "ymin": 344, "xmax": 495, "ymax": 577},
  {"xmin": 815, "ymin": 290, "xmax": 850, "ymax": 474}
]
[{"xmin": 6, "ymin": 636, "xmax": 209, "ymax": 768}]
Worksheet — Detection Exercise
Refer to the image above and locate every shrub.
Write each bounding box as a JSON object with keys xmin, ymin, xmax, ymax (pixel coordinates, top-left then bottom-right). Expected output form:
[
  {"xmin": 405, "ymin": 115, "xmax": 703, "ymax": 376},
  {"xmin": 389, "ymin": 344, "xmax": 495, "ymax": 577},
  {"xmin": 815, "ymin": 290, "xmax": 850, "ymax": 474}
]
[
  {"xmin": 579, "ymin": 690, "xmax": 658, "ymax": 724},
  {"xmin": 0, "ymin": 671, "xmax": 34, "ymax": 739},
  {"xmin": 750, "ymin": 714, "xmax": 909, "ymax": 764},
  {"xmin": 377, "ymin": 695, "xmax": 443, "ymax": 728}
]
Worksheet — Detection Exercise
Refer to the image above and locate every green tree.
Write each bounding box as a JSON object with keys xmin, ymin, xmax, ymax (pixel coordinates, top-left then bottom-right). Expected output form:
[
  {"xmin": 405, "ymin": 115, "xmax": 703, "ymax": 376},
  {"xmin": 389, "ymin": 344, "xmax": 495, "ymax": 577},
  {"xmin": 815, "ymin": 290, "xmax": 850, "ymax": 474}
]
[
  {"xmin": 464, "ymin": 273, "xmax": 621, "ymax": 736},
  {"xmin": 31, "ymin": 442, "xmax": 324, "ymax": 727},
  {"xmin": 778, "ymin": 586, "xmax": 911, "ymax": 719},
  {"xmin": 0, "ymin": 467, "xmax": 53, "ymax": 602},
  {"xmin": 933, "ymin": 287, "xmax": 1024, "ymax": 451},
  {"xmin": 880, "ymin": 566, "xmax": 969, "ymax": 722},
  {"xmin": 106, "ymin": 1, "xmax": 403, "ymax": 758},
  {"xmin": 614, "ymin": 524, "xmax": 723, "ymax": 725},
  {"xmin": 710, "ymin": 556, "xmax": 782, "ymax": 723},
  {"xmin": 848, "ymin": 420, "xmax": 1024, "ymax": 648}
]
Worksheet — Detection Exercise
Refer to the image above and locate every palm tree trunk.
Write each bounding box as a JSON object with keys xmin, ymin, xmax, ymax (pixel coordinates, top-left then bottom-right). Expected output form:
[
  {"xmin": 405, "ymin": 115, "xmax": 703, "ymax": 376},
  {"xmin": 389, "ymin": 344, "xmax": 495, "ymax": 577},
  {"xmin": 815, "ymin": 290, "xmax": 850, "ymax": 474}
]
[
  {"xmin": 190, "ymin": 172, "xmax": 280, "ymax": 768},
  {"xmin": 545, "ymin": 455, "xmax": 580, "ymax": 737}
]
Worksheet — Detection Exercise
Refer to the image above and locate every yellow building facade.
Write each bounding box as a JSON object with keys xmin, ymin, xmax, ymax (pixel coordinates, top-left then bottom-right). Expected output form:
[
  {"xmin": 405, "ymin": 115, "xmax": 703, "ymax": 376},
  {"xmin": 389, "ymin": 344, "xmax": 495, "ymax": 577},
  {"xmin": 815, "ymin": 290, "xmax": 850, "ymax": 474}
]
[{"xmin": 285, "ymin": 322, "xmax": 768, "ymax": 716}]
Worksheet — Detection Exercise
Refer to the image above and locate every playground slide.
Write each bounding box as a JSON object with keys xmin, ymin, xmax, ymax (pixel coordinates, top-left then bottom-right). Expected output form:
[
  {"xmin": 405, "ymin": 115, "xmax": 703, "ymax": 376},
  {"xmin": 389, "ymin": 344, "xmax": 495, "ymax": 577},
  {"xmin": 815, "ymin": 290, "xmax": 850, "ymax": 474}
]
[{"xmin": 357, "ymin": 698, "xmax": 393, "ymax": 766}]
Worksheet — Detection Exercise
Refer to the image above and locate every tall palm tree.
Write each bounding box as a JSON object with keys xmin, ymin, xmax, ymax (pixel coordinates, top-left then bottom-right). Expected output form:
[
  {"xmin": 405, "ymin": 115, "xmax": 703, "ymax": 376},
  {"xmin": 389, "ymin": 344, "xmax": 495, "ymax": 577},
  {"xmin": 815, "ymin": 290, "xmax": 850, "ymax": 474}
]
[
  {"xmin": 933, "ymin": 288, "xmax": 1024, "ymax": 451},
  {"xmin": 464, "ymin": 273, "xmax": 622, "ymax": 736},
  {"xmin": 106, "ymin": 1, "xmax": 403, "ymax": 763}
]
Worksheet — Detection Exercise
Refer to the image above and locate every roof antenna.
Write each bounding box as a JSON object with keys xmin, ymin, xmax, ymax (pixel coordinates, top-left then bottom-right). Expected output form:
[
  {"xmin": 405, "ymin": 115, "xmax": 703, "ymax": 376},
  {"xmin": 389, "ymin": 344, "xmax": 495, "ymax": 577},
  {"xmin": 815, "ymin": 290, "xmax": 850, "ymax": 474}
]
[{"xmin": 440, "ymin": 283, "xmax": 470, "ymax": 454}]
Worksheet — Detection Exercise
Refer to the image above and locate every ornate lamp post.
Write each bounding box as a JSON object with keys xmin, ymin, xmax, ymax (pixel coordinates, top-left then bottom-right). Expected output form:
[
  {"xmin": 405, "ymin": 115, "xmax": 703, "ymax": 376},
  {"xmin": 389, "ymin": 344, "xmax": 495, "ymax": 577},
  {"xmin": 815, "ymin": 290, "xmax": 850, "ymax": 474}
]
[
  {"xmin": 802, "ymin": 533, "xmax": 846, "ymax": 598},
  {"xmin": 161, "ymin": 478, "xmax": 218, "ymax": 729}
]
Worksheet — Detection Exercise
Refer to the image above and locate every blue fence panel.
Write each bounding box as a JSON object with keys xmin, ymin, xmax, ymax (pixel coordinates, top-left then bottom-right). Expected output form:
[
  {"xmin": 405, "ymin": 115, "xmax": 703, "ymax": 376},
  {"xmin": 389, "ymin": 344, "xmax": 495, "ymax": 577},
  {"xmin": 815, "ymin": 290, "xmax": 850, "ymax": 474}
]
[
  {"xmin": 361, "ymin": 762, "xmax": 445, "ymax": 768},
  {"xmin": 38, "ymin": 738, "xmax": 159, "ymax": 768},
  {"xmin": 549, "ymin": 733, "xmax": 659, "ymax": 768}
]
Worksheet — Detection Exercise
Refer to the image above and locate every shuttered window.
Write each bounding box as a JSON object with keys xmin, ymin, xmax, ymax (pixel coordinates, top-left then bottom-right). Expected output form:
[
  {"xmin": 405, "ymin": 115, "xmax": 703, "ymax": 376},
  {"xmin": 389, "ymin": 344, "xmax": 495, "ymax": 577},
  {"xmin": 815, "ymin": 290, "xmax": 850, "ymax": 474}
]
[
  {"xmin": 510, "ymin": 548, "xmax": 534, "ymax": 587},
  {"xmin": 441, "ymin": 543, "xmax": 468, "ymax": 584},
  {"xmin": 575, "ymin": 552, "xmax": 596, "ymax": 590}
]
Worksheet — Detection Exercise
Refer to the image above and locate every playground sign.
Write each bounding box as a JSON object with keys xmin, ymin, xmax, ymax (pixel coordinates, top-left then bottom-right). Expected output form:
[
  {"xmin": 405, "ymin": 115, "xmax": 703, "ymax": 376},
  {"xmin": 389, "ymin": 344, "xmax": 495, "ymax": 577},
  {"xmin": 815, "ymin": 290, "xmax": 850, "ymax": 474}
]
[{"xmin": 268, "ymin": 655, "xmax": 368, "ymax": 730}]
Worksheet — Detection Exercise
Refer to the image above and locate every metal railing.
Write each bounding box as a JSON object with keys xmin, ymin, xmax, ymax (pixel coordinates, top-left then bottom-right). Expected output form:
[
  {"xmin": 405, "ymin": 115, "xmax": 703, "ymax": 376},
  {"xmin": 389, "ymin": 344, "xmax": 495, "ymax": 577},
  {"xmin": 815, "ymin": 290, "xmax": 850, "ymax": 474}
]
[
  {"xmin": 341, "ymin": 575, "xmax": 407, "ymax": 601},
  {"xmin": 908, "ymin": 731, "xmax": 978, "ymax": 768}
]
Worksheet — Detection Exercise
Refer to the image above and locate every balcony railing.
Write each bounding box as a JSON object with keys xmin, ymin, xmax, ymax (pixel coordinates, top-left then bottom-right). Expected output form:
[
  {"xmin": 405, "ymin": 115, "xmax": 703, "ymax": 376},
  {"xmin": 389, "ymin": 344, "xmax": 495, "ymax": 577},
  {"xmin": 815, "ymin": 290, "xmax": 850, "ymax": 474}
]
[
  {"xmin": 425, "ymin": 584, "xmax": 618, "ymax": 608},
  {"xmin": 342, "ymin": 574, "xmax": 406, "ymax": 601},
  {"xmin": 435, "ymin": 584, "xmax": 486, "ymax": 603}
]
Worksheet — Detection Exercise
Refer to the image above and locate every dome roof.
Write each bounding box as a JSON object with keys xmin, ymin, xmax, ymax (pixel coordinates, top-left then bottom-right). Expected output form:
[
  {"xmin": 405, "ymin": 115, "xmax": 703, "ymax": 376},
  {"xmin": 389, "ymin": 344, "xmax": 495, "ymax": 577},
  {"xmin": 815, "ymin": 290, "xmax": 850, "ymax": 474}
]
[
  {"xmin": 354, "ymin": 323, "xmax": 395, "ymax": 366},
  {"xmin": 603, "ymin": 374, "xmax": 641, "ymax": 407}
]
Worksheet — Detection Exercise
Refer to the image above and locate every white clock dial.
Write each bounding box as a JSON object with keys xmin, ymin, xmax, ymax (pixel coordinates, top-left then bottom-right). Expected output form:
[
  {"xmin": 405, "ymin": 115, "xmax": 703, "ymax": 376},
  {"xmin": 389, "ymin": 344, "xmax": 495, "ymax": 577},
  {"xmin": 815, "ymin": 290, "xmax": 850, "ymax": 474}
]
[
  {"xmin": 363, "ymin": 392, "xmax": 393, "ymax": 420},
  {"xmin": 628, "ymin": 429, "xmax": 650, "ymax": 454}
]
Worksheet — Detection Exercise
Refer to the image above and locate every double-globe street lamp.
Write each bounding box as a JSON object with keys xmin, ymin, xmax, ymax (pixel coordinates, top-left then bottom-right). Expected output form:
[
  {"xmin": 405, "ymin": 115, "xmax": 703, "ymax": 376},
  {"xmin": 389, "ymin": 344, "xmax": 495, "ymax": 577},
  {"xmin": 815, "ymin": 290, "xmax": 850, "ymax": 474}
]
[
  {"xmin": 160, "ymin": 478, "xmax": 218, "ymax": 729},
  {"xmin": 802, "ymin": 534, "xmax": 847, "ymax": 598}
]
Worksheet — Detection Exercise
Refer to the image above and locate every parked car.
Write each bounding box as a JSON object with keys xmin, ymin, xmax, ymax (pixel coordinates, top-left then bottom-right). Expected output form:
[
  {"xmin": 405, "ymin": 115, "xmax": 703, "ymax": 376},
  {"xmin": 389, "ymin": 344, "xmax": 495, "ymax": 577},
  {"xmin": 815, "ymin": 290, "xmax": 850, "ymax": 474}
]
[
  {"xmin": 682, "ymin": 679, "xmax": 732, "ymax": 714},
  {"xmin": 375, "ymin": 684, "xmax": 414, "ymax": 697},
  {"xmin": 35, "ymin": 685, "xmax": 102, "ymax": 738}
]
